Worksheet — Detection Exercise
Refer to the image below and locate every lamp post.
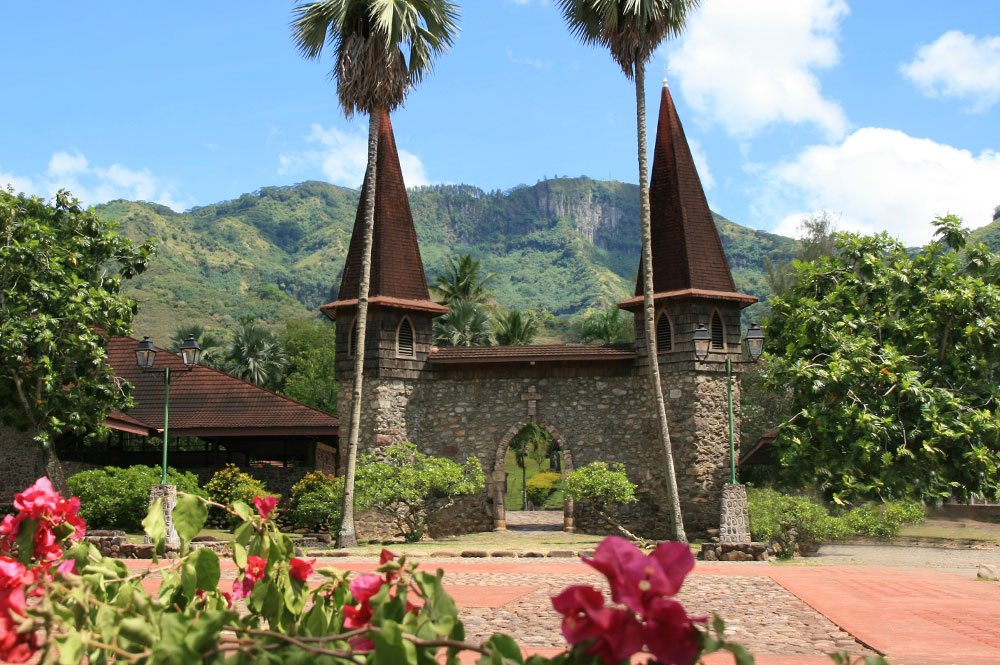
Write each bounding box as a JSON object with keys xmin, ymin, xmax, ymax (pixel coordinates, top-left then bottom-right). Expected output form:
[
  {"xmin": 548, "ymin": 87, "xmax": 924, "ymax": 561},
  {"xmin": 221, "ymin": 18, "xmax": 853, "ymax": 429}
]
[
  {"xmin": 693, "ymin": 322, "xmax": 764, "ymax": 485},
  {"xmin": 134, "ymin": 335, "xmax": 201, "ymax": 483},
  {"xmin": 134, "ymin": 335, "xmax": 200, "ymax": 547}
]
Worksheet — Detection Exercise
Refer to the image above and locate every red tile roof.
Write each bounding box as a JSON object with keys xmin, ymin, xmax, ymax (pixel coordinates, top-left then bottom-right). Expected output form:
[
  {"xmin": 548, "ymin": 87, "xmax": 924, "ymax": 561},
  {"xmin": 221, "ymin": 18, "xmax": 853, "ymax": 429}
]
[
  {"xmin": 429, "ymin": 343, "xmax": 636, "ymax": 364},
  {"xmin": 617, "ymin": 288, "xmax": 757, "ymax": 311},
  {"xmin": 632, "ymin": 83, "xmax": 752, "ymax": 303},
  {"xmin": 106, "ymin": 336, "xmax": 338, "ymax": 438},
  {"xmin": 330, "ymin": 111, "xmax": 442, "ymax": 315},
  {"xmin": 321, "ymin": 296, "xmax": 448, "ymax": 317}
]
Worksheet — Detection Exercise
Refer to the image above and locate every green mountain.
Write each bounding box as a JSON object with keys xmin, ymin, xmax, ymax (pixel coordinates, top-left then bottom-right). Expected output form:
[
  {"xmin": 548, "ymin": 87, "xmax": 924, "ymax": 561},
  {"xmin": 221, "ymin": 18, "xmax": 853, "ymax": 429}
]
[{"xmin": 98, "ymin": 177, "xmax": 797, "ymax": 343}]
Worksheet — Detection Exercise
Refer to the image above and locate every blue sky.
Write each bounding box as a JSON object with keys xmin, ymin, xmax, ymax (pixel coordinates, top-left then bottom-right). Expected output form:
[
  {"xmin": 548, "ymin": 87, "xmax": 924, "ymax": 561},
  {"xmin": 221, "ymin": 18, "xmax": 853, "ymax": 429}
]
[{"xmin": 2, "ymin": 0, "xmax": 998, "ymax": 245}]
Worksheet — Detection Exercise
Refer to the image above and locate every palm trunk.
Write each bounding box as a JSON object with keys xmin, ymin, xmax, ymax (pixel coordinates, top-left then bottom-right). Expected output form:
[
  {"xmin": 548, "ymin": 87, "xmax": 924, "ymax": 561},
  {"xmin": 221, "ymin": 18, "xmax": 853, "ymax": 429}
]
[
  {"xmin": 337, "ymin": 110, "xmax": 381, "ymax": 549},
  {"xmin": 635, "ymin": 62, "xmax": 687, "ymax": 543}
]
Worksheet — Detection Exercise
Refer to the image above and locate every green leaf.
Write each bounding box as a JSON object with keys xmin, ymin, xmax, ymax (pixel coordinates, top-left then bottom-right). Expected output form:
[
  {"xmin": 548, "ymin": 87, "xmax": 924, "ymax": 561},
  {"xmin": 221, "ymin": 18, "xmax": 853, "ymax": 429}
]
[
  {"xmin": 118, "ymin": 617, "xmax": 157, "ymax": 648},
  {"xmin": 485, "ymin": 634, "xmax": 523, "ymax": 664},
  {"xmin": 14, "ymin": 518, "xmax": 39, "ymax": 565},
  {"xmin": 57, "ymin": 632, "xmax": 83, "ymax": 665},
  {"xmin": 233, "ymin": 542, "xmax": 248, "ymax": 568},
  {"xmin": 172, "ymin": 493, "xmax": 207, "ymax": 554},
  {"xmin": 142, "ymin": 498, "xmax": 166, "ymax": 555},
  {"xmin": 192, "ymin": 546, "xmax": 221, "ymax": 590},
  {"xmin": 370, "ymin": 620, "xmax": 417, "ymax": 665}
]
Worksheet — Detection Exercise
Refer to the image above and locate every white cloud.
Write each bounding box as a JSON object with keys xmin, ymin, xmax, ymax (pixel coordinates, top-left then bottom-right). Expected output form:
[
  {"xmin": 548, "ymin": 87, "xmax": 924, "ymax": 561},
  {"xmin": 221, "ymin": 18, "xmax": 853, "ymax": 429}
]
[
  {"xmin": 767, "ymin": 128, "xmax": 1000, "ymax": 246},
  {"xmin": 1, "ymin": 151, "xmax": 189, "ymax": 211},
  {"xmin": 666, "ymin": 0, "xmax": 849, "ymax": 139},
  {"xmin": 901, "ymin": 31, "xmax": 1000, "ymax": 112},
  {"xmin": 280, "ymin": 123, "xmax": 430, "ymax": 188},
  {"xmin": 506, "ymin": 48, "xmax": 552, "ymax": 70}
]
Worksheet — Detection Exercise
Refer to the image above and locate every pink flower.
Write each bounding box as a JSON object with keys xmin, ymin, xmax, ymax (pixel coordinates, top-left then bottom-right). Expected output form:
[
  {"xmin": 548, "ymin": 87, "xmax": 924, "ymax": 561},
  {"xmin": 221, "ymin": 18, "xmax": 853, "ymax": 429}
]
[
  {"xmin": 232, "ymin": 555, "xmax": 268, "ymax": 600},
  {"xmin": 583, "ymin": 537, "xmax": 693, "ymax": 615},
  {"xmin": 0, "ymin": 557, "xmax": 39, "ymax": 663},
  {"xmin": 1, "ymin": 478, "xmax": 86, "ymax": 562},
  {"xmin": 220, "ymin": 590, "xmax": 233, "ymax": 609},
  {"xmin": 349, "ymin": 573, "xmax": 384, "ymax": 605},
  {"xmin": 12, "ymin": 478, "xmax": 60, "ymax": 519},
  {"xmin": 252, "ymin": 496, "xmax": 279, "ymax": 520},
  {"xmin": 343, "ymin": 601, "xmax": 373, "ymax": 629},
  {"xmin": 55, "ymin": 559, "xmax": 76, "ymax": 576},
  {"xmin": 586, "ymin": 609, "xmax": 645, "ymax": 665},
  {"xmin": 551, "ymin": 585, "xmax": 614, "ymax": 644},
  {"xmin": 289, "ymin": 558, "xmax": 314, "ymax": 582},
  {"xmin": 643, "ymin": 597, "xmax": 700, "ymax": 665}
]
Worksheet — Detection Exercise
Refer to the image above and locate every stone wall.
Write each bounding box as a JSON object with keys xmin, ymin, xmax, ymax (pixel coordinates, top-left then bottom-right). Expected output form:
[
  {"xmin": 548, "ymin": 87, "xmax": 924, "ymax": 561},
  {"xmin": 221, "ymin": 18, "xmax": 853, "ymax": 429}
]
[
  {"xmin": 338, "ymin": 364, "xmax": 736, "ymax": 539},
  {"xmin": 0, "ymin": 425, "xmax": 44, "ymax": 516}
]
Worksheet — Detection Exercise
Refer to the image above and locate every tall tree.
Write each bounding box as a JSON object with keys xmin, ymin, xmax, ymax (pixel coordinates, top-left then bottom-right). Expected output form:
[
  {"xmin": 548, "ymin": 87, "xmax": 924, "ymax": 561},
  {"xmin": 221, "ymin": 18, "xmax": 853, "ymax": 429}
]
[
  {"xmin": 576, "ymin": 305, "xmax": 633, "ymax": 343},
  {"xmin": 764, "ymin": 212, "xmax": 839, "ymax": 299},
  {"xmin": 279, "ymin": 317, "xmax": 338, "ymax": 414},
  {"xmin": 0, "ymin": 189, "xmax": 152, "ymax": 487},
  {"xmin": 558, "ymin": 0, "xmax": 700, "ymax": 542},
  {"xmin": 433, "ymin": 300, "xmax": 495, "ymax": 347},
  {"xmin": 765, "ymin": 216, "xmax": 1000, "ymax": 504},
  {"xmin": 433, "ymin": 254, "xmax": 498, "ymax": 306},
  {"xmin": 291, "ymin": 0, "xmax": 459, "ymax": 547},
  {"xmin": 224, "ymin": 317, "xmax": 287, "ymax": 389},
  {"xmin": 493, "ymin": 309, "xmax": 537, "ymax": 345}
]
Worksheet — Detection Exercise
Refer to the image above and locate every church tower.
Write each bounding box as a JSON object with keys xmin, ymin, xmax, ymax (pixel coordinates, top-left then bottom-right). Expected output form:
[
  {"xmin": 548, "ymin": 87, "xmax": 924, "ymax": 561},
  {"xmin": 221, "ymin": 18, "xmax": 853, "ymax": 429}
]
[{"xmin": 321, "ymin": 112, "xmax": 446, "ymax": 446}]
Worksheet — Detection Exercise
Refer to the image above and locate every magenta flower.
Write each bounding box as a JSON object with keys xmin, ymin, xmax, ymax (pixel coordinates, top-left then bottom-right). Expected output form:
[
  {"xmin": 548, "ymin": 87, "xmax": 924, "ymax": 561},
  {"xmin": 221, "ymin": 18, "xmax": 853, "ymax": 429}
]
[
  {"xmin": 643, "ymin": 597, "xmax": 701, "ymax": 665},
  {"xmin": 289, "ymin": 558, "xmax": 315, "ymax": 582},
  {"xmin": 551, "ymin": 585, "xmax": 613, "ymax": 644},
  {"xmin": 232, "ymin": 555, "xmax": 267, "ymax": 600},
  {"xmin": 252, "ymin": 496, "xmax": 279, "ymax": 520},
  {"xmin": 349, "ymin": 573, "xmax": 385, "ymax": 605},
  {"xmin": 587, "ymin": 608, "xmax": 645, "ymax": 665},
  {"xmin": 583, "ymin": 536, "xmax": 693, "ymax": 615}
]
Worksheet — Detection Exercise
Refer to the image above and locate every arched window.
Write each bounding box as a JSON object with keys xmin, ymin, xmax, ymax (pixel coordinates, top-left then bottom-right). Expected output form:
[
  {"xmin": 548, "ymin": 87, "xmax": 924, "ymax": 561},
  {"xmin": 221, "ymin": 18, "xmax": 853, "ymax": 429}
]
[
  {"xmin": 710, "ymin": 310, "xmax": 725, "ymax": 350},
  {"xmin": 655, "ymin": 312, "xmax": 673, "ymax": 352},
  {"xmin": 348, "ymin": 317, "xmax": 358, "ymax": 357},
  {"xmin": 397, "ymin": 317, "xmax": 415, "ymax": 357}
]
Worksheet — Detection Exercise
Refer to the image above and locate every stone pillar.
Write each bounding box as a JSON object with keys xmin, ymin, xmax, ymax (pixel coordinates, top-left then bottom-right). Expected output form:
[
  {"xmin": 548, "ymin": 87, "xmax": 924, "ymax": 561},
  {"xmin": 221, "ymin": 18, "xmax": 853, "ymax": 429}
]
[
  {"xmin": 147, "ymin": 484, "xmax": 180, "ymax": 546},
  {"xmin": 492, "ymin": 470, "xmax": 507, "ymax": 531},
  {"xmin": 563, "ymin": 495, "xmax": 575, "ymax": 532},
  {"xmin": 719, "ymin": 483, "xmax": 751, "ymax": 543}
]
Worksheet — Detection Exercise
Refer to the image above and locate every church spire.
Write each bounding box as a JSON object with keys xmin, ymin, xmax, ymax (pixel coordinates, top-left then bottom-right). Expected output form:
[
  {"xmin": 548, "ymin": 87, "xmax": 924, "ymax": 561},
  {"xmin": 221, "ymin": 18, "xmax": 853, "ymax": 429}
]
[
  {"xmin": 620, "ymin": 83, "xmax": 755, "ymax": 310},
  {"xmin": 322, "ymin": 111, "xmax": 446, "ymax": 318}
]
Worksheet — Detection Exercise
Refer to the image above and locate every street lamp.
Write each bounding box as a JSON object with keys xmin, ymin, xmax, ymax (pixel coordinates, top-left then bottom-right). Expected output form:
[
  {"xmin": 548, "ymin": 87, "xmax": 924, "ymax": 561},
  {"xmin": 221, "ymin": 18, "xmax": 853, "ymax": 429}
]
[
  {"xmin": 693, "ymin": 322, "xmax": 764, "ymax": 485},
  {"xmin": 134, "ymin": 335, "xmax": 200, "ymax": 484}
]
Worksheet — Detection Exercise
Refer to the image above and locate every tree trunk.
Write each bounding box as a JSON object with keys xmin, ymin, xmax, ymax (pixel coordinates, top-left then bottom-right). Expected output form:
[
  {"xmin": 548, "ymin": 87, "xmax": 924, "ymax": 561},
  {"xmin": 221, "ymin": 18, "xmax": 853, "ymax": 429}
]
[
  {"xmin": 635, "ymin": 62, "xmax": 687, "ymax": 543},
  {"xmin": 41, "ymin": 439, "xmax": 68, "ymax": 493},
  {"xmin": 337, "ymin": 110, "xmax": 380, "ymax": 549}
]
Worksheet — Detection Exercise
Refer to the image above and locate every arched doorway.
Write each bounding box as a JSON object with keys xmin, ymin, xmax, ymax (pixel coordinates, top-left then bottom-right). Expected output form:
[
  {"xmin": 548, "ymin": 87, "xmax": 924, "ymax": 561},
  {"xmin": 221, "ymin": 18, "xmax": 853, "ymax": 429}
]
[{"xmin": 492, "ymin": 419, "xmax": 574, "ymax": 532}]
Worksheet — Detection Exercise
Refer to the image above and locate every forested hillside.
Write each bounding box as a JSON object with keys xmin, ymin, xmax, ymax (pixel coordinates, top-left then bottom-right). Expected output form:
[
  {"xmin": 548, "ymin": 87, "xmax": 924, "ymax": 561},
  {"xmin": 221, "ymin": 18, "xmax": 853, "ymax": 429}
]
[{"xmin": 98, "ymin": 177, "xmax": 797, "ymax": 341}]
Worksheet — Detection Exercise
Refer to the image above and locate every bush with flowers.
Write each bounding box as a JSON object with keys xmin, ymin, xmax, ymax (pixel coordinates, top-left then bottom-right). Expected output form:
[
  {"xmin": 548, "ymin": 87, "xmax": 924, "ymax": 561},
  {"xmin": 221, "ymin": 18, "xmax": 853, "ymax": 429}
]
[{"xmin": 0, "ymin": 476, "xmax": 889, "ymax": 665}]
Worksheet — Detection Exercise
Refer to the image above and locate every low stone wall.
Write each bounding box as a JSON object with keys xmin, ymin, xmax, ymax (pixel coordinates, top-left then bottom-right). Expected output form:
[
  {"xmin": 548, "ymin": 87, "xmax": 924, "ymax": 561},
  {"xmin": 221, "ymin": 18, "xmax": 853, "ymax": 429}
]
[{"xmin": 932, "ymin": 503, "xmax": 1000, "ymax": 524}]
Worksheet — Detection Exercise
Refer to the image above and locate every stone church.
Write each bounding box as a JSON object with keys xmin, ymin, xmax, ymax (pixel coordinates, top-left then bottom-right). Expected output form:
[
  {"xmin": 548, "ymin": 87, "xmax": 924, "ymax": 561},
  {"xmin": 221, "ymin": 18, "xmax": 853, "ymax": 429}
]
[{"xmin": 321, "ymin": 83, "xmax": 756, "ymax": 539}]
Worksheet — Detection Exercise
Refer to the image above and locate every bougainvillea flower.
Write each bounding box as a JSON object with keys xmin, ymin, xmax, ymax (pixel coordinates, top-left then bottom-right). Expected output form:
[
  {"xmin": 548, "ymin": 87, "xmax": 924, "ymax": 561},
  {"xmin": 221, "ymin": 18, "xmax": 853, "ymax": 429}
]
[
  {"xmin": 643, "ymin": 597, "xmax": 700, "ymax": 665},
  {"xmin": 55, "ymin": 559, "xmax": 76, "ymax": 576},
  {"xmin": 252, "ymin": 496, "xmax": 279, "ymax": 520},
  {"xmin": 0, "ymin": 557, "xmax": 39, "ymax": 663},
  {"xmin": 349, "ymin": 573, "xmax": 385, "ymax": 605},
  {"xmin": 232, "ymin": 555, "xmax": 268, "ymax": 600},
  {"xmin": 12, "ymin": 478, "xmax": 60, "ymax": 519},
  {"xmin": 551, "ymin": 585, "xmax": 614, "ymax": 644},
  {"xmin": 289, "ymin": 558, "xmax": 315, "ymax": 582},
  {"xmin": 0, "ymin": 478, "xmax": 86, "ymax": 562},
  {"xmin": 585, "ymin": 608, "xmax": 645, "ymax": 665},
  {"xmin": 581, "ymin": 536, "xmax": 645, "ymax": 606},
  {"xmin": 379, "ymin": 549, "xmax": 399, "ymax": 584},
  {"xmin": 343, "ymin": 601, "xmax": 374, "ymax": 629},
  {"xmin": 619, "ymin": 541, "xmax": 695, "ymax": 614}
]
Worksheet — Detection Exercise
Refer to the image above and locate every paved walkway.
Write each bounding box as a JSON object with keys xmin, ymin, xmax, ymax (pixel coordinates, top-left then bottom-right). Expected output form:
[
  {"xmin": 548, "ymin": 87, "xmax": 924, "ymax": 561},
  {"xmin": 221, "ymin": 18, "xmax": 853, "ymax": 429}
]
[{"xmin": 126, "ymin": 552, "xmax": 1000, "ymax": 665}]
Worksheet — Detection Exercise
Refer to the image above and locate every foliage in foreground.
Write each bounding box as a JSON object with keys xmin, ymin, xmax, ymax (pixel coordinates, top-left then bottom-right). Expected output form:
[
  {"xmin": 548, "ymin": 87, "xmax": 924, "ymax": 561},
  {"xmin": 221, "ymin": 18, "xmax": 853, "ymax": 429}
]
[
  {"xmin": 355, "ymin": 442, "xmax": 485, "ymax": 543},
  {"xmin": 764, "ymin": 216, "xmax": 1000, "ymax": 503},
  {"xmin": 565, "ymin": 462, "xmax": 639, "ymax": 541},
  {"xmin": 0, "ymin": 188, "xmax": 152, "ymax": 467},
  {"xmin": 0, "ymin": 476, "xmax": 891, "ymax": 665},
  {"xmin": 66, "ymin": 465, "xmax": 206, "ymax": 532}
]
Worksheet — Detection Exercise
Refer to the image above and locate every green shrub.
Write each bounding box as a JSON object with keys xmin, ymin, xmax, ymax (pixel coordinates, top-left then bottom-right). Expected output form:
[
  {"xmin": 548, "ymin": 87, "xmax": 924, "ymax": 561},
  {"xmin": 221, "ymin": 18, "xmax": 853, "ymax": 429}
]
[
  {"xmin": 564, "ymin": 462, "xmax": 639, "ymax": 540},
  {"xmin": 204, "ymin": 464, "xmax": 272, "ymax": 520},
  {"xmin": 67, "ymin": 465, "xmax": 205, "ymax": 532},
  {"xmin": 843, "ymin": 500, "xmax": 925, "ymax": 538},
  {"xmin": 289, "ymin": 472, "xmax": 344, "ymax": 530},
  {"xmin": 747, "ymin": 488, "xmax": 848, "ymax": 557},
  {"xmin": 526, "ymin": 472, "xmax": 562, "ymax": 507}
]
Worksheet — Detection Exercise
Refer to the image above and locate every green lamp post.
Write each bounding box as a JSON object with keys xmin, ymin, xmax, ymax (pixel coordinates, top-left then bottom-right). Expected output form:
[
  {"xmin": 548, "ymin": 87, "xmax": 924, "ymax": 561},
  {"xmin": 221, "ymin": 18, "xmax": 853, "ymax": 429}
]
[
  {"xmin": 134, "ymin": 335, "xmax": 201, "ymax": 483},
  {"xmin": 693, "ymin": 322, "xmax": 764, "ymax": 485}
]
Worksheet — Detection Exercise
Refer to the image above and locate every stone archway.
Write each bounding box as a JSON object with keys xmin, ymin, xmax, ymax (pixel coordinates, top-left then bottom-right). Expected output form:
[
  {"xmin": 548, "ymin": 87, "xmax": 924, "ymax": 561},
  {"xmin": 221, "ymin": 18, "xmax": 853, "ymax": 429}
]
[{"xmin": 491, "ymin": 418, "xmax": 575, "ymax": 532}]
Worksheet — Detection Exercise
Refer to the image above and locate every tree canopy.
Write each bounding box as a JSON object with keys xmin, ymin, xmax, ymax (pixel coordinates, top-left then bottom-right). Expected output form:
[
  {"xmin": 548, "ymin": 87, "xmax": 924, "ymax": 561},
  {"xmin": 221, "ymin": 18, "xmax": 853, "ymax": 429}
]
[
  {"xmin": 0, "ymin": 189, "xmax": 152, "ymax": 475},
  {"xmin": 763, "ymin": 215, "xmax": 1000, "ymax": 503}
]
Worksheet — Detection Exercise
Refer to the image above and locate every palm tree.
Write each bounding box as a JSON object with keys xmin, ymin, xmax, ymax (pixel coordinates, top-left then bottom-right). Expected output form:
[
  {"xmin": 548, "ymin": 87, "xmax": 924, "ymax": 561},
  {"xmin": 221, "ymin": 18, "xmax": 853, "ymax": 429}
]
[
  {"xmin": 558, "ymin": 0, "xmax": 700, "ymax": 543},
  {"xmin": 577, "ymin": 306, "xmax": 633, "ymax": 344},
  {"xmin": 170, "ymin": 324, "xmax": 225, "ymax": 369},
  {"xmin": 493, "ymin": 309, "xmax": 537, "ymax": 345},
  {"xmin": 433, "ymin": 300, "xmax": 495, "ymax": 347},
  {"xmin": 291, "ymin": 0, "xmax": 459, "ymax": 548},
  {"xmin": 224, "ymin": 318, "xmax": 287, "ymax": 389},
  {"xmin": 433, "ymin": 254, "xmax": 499, "ymax": 306}
]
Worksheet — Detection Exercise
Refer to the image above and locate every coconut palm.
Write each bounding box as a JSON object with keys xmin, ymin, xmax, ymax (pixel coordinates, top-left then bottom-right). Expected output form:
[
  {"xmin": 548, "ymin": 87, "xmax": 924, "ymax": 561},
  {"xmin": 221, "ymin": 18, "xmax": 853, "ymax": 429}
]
[
  {"xmin": 558, "ymin": 0, "xmax": 700, "ymax": 543},
  {"xmin": 170, "ymin": 324, "xmax": 225, "ymax": 369},
  {"xmin": 433, "ymin": 254, "xmax": 498, "ymax": 306},
  {"xmin": 291, "ymin": 0, "xmax": 459, "ymax": 547},
  {"xmin": 433, "ymin": 300, "xmax": 495, "ymax": 347},
  {"xmin": 493, "ymin": 309, "xmax": 538, "ymax": 345},
  {"xmin": 224, "ymin": 318, "xmax": 287, "ymax": 389},
  {"xmin": 577, "ymin": 306, "xmax": 633, "ymax": 344}
]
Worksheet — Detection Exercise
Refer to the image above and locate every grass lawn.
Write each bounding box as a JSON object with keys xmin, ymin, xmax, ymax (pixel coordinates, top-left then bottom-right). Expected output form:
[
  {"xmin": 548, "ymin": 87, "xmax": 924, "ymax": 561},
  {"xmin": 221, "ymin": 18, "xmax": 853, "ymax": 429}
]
[{"xmin": 503, "ymin": 450, "xmax": 564, "ymax": 511}]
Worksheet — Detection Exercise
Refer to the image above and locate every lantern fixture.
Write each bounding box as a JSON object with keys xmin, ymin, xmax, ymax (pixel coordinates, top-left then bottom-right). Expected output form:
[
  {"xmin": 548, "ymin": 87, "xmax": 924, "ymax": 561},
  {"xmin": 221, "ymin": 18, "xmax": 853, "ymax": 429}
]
[
  {"xmin": 179, "ymin": 334, "xmax": 202, "ymax": 368},
  {"xmin": 693, "ymin": 323, "xmax": 711, "ymax": 361},
  {"xmin": 134, "ymin": 336, "xmax": 156, "ymax": 369}
]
